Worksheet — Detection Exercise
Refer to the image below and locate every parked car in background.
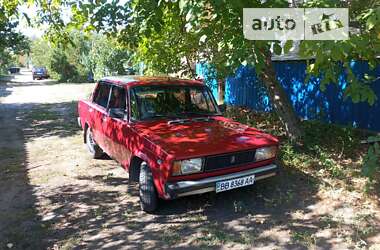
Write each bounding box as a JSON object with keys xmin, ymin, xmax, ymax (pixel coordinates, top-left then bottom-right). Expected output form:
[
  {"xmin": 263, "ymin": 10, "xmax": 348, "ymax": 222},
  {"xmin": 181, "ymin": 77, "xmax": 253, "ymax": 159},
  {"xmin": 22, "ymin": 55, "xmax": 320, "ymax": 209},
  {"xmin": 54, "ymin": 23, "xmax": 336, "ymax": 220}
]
[
  {"xmin": 77, "ymin": 76, "xmax": 280, "ymax": 212},
  {"xmin": 8, "ymin": 67, "xmax": 20, "ymax": 74},
  {"xmin": 32, "ymin": 66, "xmax": 49, "ymax": 80}
]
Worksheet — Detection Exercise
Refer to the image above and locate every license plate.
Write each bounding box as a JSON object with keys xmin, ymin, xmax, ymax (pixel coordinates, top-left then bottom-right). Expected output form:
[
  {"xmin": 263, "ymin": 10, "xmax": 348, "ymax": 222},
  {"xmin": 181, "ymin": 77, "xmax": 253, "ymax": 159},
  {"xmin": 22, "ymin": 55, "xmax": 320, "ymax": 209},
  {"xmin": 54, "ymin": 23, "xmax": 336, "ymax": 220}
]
[{"xmin": 215, "ymin": 174, "xmax": 255, "ymax": 193}]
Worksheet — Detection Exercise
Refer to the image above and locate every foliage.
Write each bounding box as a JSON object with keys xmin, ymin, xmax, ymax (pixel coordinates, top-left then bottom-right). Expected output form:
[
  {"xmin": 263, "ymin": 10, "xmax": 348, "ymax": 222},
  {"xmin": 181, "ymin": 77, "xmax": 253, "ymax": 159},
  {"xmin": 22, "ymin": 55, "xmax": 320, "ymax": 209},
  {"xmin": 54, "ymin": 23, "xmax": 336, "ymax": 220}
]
[
  {"xmin": 30, "ymin": 33, "xmax": 131, "ymax": 82},
  {"xmin": 30, "ymin": 37, "xmax": 82, "ymax": 82},
  {"xmin": 49, "ymin": 0, "xmax": 378, "ymax": 141},
  {"xmin": 300, "ymin": 0, "xmax": 380, "ymax": 105},
  {"xmin": 0, "ymin": 0, "xmax": 30, "ymax": 73},
  {"xmin": 49, "ymin": 48, "xmax": 81, "ymax": 82},
  {"xmin": 87, "ymin": 35, "xmax": 132, "ymax": 79},
  {"xmin": 362, "ymin": 136, "xmax": 380, "ymax": 181}
]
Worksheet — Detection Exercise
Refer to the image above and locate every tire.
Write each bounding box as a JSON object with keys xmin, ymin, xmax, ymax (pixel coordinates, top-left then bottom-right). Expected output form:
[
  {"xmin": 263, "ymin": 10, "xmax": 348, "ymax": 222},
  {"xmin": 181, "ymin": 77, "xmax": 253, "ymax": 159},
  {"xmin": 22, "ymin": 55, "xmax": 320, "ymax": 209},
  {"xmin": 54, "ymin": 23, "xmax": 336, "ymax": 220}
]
[
  {"xmin": 139, "ymin": 162, "xmax": 158, "ymax": 212},
  {"xmin": 85, "ymin": 128, "xmax": 103, "ymax": 159}
]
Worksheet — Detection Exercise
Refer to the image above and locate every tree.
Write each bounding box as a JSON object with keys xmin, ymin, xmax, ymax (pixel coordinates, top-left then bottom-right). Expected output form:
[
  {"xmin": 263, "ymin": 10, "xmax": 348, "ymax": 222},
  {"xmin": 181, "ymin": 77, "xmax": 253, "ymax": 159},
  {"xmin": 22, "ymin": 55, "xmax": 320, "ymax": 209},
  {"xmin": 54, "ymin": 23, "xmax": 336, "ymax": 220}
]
[
  {"xmin": 30, "ymin": 33, "xmax": 132, "ymax": 82},
  {"xmin": 87, "ymin": 35, "xmax": 132, "ymax": 79},
  {"xmin": 32, "ymin": 0, "xmax": 380, "ymax": 141},
  {"xmin": 65, "ymin": 0, "xmax": 303, "ymax": 140},
  {"xmin": 0, "ymin": 0, "xmax": 30, "ymax": 72}
]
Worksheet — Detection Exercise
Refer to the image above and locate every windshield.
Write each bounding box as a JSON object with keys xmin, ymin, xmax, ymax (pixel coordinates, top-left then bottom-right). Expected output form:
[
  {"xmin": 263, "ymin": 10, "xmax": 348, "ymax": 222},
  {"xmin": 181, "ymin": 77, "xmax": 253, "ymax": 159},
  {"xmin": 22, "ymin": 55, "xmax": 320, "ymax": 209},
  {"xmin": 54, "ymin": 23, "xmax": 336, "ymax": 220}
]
[{"xmin": 130, "ymin": 85, "xmax": 219, "ymax": 120}]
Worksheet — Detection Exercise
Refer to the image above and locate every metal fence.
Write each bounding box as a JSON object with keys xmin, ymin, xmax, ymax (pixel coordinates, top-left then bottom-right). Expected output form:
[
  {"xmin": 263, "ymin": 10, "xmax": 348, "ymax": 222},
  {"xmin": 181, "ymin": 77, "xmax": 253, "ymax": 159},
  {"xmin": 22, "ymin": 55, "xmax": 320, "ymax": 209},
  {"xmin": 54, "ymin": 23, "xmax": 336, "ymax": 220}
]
[{"xmin": 198, "ymin": 61, "xmax": 380, "ymax": 132}]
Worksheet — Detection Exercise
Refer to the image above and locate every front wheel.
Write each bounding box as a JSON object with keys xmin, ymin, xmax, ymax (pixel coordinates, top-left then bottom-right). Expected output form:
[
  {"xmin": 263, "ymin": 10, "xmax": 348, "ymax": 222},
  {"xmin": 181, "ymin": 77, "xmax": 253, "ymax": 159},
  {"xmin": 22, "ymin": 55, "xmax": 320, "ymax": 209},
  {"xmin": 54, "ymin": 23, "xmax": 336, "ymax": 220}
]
[
  {"xmin": 139, "ymin": 162, "xmax": 158, "ymax": 212},
  {"xmin": 86, "ymin": 128, "xmax": 103, "ymax": 159}
]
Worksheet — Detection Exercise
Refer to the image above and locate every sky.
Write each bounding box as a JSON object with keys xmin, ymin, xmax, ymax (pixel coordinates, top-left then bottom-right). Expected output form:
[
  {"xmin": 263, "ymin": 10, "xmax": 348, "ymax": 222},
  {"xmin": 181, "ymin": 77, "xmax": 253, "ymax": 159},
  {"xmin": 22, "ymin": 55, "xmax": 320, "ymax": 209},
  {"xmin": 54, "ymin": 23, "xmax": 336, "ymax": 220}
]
[
  {"xmin": 17, "ymin": 0, "xmax": 129, "ymax": 39},
  {"xmin": 17, "ymin": 4, "xmax": 45, "ymax": 39},
  {"xmin": 17, "ymin": 3, "xmax": 71, "ymax": 39}
]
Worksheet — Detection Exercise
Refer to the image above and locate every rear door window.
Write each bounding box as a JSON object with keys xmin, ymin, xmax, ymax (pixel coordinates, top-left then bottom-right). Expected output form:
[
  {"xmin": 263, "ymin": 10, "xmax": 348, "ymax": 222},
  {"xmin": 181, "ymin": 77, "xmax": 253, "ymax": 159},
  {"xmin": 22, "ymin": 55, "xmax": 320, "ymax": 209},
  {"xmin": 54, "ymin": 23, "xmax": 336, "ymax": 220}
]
[
  {"xmin": 109, "ymin": 86, "xmax": 126, "ymax": 110},
  {"xmin": 93, "ymin": 82, "xmax": 111, "ymax": 108}
]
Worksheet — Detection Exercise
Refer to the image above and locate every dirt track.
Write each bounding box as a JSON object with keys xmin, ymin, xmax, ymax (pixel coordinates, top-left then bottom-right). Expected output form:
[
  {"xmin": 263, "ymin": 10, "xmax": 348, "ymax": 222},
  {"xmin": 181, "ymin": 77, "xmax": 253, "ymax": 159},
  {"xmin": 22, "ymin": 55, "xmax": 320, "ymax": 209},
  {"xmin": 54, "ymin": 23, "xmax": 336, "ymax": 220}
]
[{"xmin": 0, "ymin": 70, "xmax": 379, "ymax": 249}]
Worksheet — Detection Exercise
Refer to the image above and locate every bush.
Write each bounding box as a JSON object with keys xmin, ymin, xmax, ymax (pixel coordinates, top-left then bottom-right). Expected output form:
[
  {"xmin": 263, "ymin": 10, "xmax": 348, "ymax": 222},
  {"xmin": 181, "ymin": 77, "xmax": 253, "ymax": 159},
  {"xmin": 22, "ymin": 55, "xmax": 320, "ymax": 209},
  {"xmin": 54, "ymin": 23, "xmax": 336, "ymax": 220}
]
[{"xmin": 49, "ymin": 49, "xmax": 80, "ymax": 82}]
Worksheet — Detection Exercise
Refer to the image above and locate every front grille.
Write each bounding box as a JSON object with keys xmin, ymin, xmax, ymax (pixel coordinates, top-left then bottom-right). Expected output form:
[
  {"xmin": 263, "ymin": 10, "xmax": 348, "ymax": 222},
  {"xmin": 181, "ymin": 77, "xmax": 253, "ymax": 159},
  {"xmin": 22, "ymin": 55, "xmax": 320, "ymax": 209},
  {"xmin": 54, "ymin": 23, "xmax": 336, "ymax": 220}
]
[{"xmin": 203, "ymin": 150, "xmax": 256, "ymax": 172}]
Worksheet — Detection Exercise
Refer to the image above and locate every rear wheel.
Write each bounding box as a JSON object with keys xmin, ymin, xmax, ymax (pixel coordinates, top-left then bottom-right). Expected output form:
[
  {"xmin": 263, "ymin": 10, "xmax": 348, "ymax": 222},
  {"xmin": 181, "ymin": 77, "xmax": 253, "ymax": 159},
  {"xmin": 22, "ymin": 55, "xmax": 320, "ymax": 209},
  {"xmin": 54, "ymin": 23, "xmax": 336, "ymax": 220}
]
[
  {"xmin": 86, "ymin": 128, "xmax": 103, "ymax": 159},
  {"xmin": 139, "ymin": 162, "xmax": 158, "ymax": 212}
]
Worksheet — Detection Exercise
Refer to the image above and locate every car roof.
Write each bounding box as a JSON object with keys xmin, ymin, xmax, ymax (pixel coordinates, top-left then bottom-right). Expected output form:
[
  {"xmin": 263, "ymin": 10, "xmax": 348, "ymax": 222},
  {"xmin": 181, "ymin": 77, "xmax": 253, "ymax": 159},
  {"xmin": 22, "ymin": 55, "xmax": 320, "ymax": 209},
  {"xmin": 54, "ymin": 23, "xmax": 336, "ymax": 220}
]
[{"xmin": 100, "ymin": 75, "xmax": 205, "ymax": 88}]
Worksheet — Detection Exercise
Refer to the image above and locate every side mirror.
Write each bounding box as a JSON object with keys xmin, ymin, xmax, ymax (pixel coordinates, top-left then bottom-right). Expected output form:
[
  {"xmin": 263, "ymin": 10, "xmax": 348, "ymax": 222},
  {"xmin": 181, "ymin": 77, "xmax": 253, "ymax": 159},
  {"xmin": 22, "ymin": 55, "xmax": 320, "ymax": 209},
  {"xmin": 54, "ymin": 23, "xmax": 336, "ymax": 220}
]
[
  {"xmin": 218, "ymin": 104, "xmax": 226, "ymax": 113},
  {"xmin": 108, "ymin": 108, "xmax": 125, "ymax": 119}
]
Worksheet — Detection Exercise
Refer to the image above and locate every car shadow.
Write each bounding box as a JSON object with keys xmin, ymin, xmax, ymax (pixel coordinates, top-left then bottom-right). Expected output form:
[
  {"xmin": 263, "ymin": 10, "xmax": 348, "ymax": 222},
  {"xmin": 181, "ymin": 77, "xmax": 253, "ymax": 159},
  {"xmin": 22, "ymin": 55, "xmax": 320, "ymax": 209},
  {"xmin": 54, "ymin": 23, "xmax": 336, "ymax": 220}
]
[{"xmin": 40, "ymin": 161, "xmax": 372, "ymax": 250}]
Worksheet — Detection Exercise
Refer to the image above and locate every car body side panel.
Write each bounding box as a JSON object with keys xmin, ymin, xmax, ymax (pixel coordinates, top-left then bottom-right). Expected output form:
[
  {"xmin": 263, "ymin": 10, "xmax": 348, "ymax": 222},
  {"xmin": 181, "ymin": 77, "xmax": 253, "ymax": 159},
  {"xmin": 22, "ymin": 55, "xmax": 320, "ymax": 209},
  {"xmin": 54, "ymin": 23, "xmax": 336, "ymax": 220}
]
[{"xmin": 103, "ymin": 117, "xmax": 133, "ymax": 168}]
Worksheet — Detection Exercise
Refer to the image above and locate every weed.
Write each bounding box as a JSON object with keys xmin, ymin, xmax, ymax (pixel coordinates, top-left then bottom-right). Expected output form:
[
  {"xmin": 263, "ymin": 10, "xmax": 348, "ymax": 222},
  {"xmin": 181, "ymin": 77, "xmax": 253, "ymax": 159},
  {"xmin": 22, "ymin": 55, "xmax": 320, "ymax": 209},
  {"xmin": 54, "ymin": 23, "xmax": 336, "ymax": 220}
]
[
  {"xmin": 160, "ymin": 226, "xmax": 182, "ymax": 245},
  {"xmin": 291, "ymin": 231, "xmax": 316, "ymax": 247}
]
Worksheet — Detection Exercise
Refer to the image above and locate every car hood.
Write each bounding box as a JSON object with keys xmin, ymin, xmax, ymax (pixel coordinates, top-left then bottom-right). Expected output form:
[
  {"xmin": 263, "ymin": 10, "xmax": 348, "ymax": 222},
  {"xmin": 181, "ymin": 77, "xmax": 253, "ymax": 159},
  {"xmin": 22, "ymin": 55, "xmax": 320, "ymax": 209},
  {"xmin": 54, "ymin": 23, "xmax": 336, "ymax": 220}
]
[{"xmin": 132, "ymin": 116, "xmax": 279, "ymax": 159}]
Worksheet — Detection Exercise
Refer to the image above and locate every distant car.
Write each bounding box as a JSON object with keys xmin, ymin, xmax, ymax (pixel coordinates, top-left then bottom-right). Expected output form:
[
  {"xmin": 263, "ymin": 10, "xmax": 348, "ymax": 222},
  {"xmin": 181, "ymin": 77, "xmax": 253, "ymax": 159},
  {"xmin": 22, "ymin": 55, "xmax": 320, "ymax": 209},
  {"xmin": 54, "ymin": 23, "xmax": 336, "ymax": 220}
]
[
  {"xmin": 32, "ymin": 67, "xmax": 49, "ymax": 80},
  {"xmin": 8, "ymin": 67, "xmax": 20, "ymax": 74},
  {"xmin": 78, "ymin": 76, "xmax": 280, "ymax": 212}
]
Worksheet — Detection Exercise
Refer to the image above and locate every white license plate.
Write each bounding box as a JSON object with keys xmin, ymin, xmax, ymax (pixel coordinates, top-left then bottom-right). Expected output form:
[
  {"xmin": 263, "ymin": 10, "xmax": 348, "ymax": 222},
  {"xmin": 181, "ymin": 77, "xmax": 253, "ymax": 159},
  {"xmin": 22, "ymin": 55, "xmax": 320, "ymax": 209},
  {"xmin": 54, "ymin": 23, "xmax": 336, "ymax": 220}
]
[{"xmin": 215, "ymin": 174, "xmax": 255, "ymax": 193}]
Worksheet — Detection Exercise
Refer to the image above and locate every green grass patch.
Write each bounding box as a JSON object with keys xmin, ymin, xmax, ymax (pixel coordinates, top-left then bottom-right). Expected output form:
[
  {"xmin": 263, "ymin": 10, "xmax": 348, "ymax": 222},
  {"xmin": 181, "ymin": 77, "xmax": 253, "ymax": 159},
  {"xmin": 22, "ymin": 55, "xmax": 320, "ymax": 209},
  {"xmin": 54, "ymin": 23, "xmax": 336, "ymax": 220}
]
[
  {"xmin": 196, "ymin": 223, "xmax": 256, "ymax": 246},
  {"xmin": 291, "ymin": 231, "xmax": 316, "ymax": 247},
  {"xmin": 224, "ymin": 106, "xmax": 369, "ymax": 186}
]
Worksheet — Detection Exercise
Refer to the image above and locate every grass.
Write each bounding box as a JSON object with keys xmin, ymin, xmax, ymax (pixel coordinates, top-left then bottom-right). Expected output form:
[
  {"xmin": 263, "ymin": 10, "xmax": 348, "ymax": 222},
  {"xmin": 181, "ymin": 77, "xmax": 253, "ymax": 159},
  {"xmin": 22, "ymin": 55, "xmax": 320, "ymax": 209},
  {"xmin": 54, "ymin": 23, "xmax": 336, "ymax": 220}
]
[
  {"xmin": 160, "ymin": 226, "xmax": 182, "ymax": 245},
  {"xmin": 224, "ymin": 106, "xmax": 372, "ymax": 191},
  {"xmin": 195, "ymin": 223, "xmax": 257, "ymax": 247},
  {"xmin": 291, "ymin": 231, "xmax": 316, "ymax": 247}
]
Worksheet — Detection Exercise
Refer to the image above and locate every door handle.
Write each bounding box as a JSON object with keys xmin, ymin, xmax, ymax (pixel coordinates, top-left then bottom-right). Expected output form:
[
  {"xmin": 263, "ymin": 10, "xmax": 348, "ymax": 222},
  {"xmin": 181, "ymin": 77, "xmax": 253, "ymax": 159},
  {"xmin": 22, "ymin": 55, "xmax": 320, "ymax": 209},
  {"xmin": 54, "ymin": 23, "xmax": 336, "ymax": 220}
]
[
  {"xmin": 102, "ymin": 115, "xmax": 108, "ymax": 122},
  {"xmin": 89, "ymin": 108, "xmax": 93, "ymax": 113}
]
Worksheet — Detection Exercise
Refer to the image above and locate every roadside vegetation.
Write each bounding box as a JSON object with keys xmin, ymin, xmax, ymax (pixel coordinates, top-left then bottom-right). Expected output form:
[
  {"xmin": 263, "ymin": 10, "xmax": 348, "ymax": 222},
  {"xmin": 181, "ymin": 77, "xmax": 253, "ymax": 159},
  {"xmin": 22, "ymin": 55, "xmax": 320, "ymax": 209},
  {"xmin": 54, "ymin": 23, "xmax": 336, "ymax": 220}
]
[
  {"xmin": 225, "ymin": 106, "xmax": 379, "ymax": 196},
  {"xmin": 30, "ymin": 33, "xmax": 133, "ymax": 83},
  {"xmin": 0, "ymin": 1, "xmax": 30, "ymax": 74}
]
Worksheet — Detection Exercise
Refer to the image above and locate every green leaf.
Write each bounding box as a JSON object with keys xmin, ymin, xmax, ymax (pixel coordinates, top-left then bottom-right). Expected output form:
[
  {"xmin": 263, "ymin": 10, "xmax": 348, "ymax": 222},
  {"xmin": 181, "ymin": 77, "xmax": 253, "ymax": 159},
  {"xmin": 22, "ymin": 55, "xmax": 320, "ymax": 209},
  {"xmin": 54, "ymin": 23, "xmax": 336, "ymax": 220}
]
[
  {"xmin": 273, "ymin": 43, "xmax": 282, "ymax": 55},
  {"xmin": 284, "ymin": 40, "xmax": 293, "ymax": 53},
  {"xmin": 366, "ymin": 14, "xmax": 377, "ymax": 30}
]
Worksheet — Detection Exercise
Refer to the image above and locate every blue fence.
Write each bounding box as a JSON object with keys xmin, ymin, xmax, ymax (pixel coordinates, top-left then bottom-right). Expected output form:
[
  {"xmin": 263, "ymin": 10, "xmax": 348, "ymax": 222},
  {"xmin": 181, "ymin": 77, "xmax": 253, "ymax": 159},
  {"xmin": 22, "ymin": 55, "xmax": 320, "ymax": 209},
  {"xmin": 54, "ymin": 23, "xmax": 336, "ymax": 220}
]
[
  {"xmin": 196, "ymin": 63, "xmax": 218, "ymax": 99},
  {"xmin": 201, "ymin": 61, "xmax": 380, "ymax": 132}
]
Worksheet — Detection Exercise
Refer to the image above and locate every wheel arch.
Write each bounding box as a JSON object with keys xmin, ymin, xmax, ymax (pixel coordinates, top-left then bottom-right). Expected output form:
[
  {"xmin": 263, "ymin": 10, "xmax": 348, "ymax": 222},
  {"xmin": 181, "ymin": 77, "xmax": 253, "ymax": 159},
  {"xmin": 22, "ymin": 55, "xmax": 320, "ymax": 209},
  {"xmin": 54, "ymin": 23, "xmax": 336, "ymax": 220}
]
[{"xmin": 129, "ymin": 155, "xmax": 143, "ymax": 182}]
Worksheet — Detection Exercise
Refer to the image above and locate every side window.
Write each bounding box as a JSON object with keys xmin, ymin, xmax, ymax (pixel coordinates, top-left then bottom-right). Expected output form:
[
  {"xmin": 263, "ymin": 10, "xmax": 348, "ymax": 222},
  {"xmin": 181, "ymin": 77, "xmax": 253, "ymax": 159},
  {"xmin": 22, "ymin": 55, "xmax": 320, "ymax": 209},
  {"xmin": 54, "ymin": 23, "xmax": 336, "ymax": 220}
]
[
  {"xmin": 189, "ymin": 88, "xmax": 216, "ymax": 112},
  {"xmin": 109, "ymin": 86, "xmax": 126, "ymax": 110},
  {"xmin": 93, "ymin": 82, "xmax": 111, "ymax": 108}
]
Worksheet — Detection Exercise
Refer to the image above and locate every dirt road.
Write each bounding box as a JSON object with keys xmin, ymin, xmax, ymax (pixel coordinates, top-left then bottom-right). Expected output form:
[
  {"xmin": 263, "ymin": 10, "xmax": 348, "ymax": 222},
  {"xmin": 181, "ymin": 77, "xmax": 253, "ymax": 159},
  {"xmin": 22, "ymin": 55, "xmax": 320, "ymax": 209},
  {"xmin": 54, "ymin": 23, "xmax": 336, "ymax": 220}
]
[{"xmin": 0, "ymin": 71, "xmax": 379, "ymax": 249}]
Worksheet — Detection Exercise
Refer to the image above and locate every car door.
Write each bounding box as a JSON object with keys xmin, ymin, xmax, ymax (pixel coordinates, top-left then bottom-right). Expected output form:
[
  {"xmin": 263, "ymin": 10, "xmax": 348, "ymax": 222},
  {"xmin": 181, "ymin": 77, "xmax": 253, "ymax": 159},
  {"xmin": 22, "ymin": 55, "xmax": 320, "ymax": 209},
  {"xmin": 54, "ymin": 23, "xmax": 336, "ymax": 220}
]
[
  {"xmin": 102, "ymin": 85, "xmax": 133, "ymax": 167},
  {"xmin": 91, "ymin": 81, "xmax": 112, "ymax": 150}
]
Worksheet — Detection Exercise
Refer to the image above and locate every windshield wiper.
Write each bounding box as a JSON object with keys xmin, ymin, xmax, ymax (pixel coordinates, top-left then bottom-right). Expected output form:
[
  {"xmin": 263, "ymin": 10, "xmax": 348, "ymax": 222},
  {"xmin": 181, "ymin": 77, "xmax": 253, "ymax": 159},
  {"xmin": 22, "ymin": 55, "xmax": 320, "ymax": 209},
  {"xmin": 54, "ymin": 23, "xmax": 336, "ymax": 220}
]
[
  {"xmin": 180, "ymin": 111, "xmax": 216, "ymax": 116},
  {"xmin": 192, "ymin": 117, "xmax": 215, "ymax": 122},
  {"xmin": 142, "ymin": 114, "xmax": 179, "ymax": 120},
  {"xmin": 167, "ymin": 118, "xmax": 191, "ymax": 125}
]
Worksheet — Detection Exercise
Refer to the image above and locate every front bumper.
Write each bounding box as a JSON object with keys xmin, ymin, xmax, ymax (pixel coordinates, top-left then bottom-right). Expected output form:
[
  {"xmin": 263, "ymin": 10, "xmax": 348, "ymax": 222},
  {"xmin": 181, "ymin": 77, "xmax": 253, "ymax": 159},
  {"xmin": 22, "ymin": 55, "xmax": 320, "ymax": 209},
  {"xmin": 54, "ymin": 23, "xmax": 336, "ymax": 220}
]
[{"xmin": 165, "ymin": 164, "xmax": 278, "ymax": 199}]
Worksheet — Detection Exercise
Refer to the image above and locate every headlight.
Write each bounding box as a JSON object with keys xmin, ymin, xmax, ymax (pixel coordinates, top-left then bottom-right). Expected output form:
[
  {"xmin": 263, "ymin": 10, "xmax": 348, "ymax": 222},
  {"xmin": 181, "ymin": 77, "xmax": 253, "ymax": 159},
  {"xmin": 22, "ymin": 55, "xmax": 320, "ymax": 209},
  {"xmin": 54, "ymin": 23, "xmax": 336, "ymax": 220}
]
[
  {"xmin": 172, "ymin": 158, "xmax": 204, "ymax": 176},
  {"xmin": 255, "ymin": 146, "xmax": 277, "ymax": 161}
]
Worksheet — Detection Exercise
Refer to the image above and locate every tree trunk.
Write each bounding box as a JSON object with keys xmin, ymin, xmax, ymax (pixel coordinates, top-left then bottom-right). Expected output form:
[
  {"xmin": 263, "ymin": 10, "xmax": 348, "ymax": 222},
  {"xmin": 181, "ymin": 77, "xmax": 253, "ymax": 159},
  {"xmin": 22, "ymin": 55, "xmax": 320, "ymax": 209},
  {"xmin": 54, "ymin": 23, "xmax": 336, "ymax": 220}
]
[
  {"xmin": 260, "ymin": 53, "xmax": 304, "ymax": 142},
  {"xmin": 218, "ymin": 79, "xmax": 225, "ymax": 104}
]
